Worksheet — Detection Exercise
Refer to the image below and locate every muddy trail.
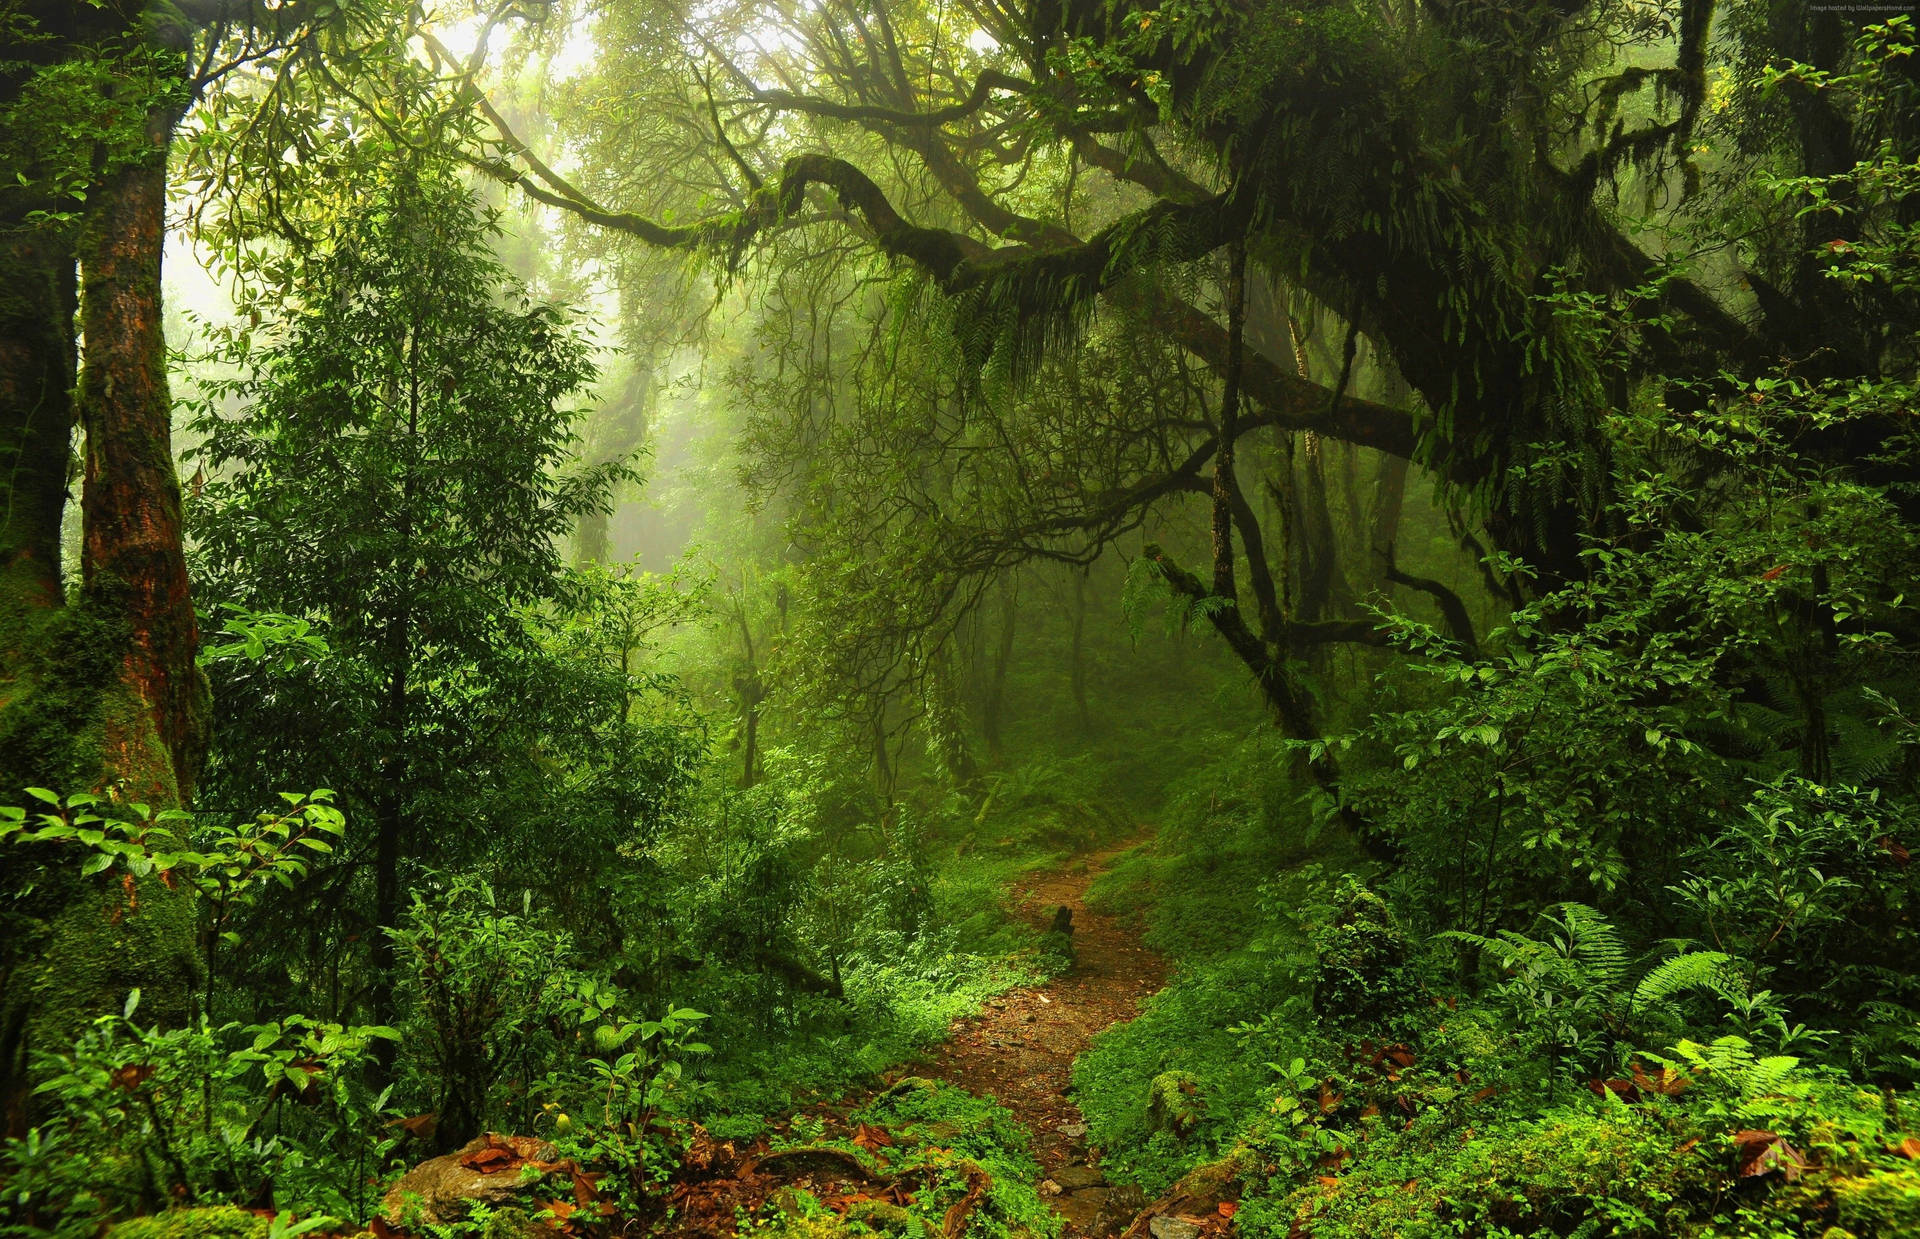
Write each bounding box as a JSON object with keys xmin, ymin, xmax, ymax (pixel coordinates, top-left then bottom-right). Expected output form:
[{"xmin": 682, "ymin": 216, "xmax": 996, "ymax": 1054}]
[
  {"xmin": 914, "ymin": 838, "xmax": 1168, "ymax": 1235},
  {"xmin": 628, "ymin": 837, "xmax": 1183, "ymax": 1239}
]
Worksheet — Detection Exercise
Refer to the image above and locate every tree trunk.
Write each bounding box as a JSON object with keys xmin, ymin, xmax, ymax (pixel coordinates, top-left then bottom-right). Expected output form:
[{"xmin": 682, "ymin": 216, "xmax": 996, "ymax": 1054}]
[
  {"xmin": 76, "ymin": 149, "xmax": 207, "ymax": 803},
  {"xmin": 0, "ymin": 232, "xmax": 77, "ymax": 628},
  {"xmin": 2, "ymin": 94, "xmax": 204, "ymax": 1128},
  {"xmin": 1368, "ymin": 453, "xmax": 1410, "ymax": 593}
]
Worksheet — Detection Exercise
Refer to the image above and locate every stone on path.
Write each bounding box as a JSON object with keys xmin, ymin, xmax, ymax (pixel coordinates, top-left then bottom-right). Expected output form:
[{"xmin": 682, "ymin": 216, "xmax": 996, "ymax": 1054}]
[
  {"xmin": 1054, "ymin": 1165, "xmax": 1107, "ymax": 1190},
  {"xmin": 1149, "ymin": 1217, "xmax": 1204, "ymax": 1239}
]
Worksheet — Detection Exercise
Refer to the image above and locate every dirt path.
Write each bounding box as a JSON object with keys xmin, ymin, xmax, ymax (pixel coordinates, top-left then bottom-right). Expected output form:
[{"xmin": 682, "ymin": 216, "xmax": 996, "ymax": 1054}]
[
  {"xmin": 655, "ymin": 838, "xmax": 1167, "ymax": 1239},
  {"xmin": 914, "ymin": 837, "xmax": 1167, "ymax": 1235}
]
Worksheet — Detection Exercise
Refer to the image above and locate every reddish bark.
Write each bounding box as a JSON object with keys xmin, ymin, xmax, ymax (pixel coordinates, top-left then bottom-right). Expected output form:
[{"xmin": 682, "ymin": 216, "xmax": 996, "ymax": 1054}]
[{"xmin": 75, "ymin": 138, "xmax": 206, "ymax": 800}]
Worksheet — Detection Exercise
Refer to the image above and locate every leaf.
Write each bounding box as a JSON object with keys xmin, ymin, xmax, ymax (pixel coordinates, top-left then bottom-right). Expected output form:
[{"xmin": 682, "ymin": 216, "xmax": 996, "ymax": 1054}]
[
  {"xmin": 386, "ymin": 1112, "xmax": 438, "ymax": 1141},
  {"xmin": 110, "ymin": 1064, "xmax": 154, "ymax": 1090},
  {"xmin": 460, "ymin": 1145, "xmax": 519, "ymax": 1175},
  {"xmin": 1889, "ymin": 1136, "xmax": 1920, "ymax": 1160},
  {"xmin": 851, "ymin": 1122, "xmax": 895, "ymax": 1151},
  {"xmin": 81, "ymin": 853, "xmax": 115, "ymax": 877},
  {"xmin": 1733, "ymin": 1130, "xmax": 1807, "ymax": 1181}
]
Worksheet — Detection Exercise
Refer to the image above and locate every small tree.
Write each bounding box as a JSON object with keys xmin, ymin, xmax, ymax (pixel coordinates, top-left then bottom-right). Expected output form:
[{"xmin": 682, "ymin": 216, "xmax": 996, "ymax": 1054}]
[{"xmin": 187, "ymin": 162, "xmax": 630, "ymax": 1027}]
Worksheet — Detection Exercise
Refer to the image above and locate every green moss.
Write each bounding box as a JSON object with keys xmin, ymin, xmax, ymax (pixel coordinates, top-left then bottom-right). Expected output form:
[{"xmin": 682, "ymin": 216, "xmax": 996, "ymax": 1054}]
[
  {"xmin": 1, "ymin": 587, "xmax": 198, "ymax": 1107},
  {"xmin": 107, "ymin": 1206, "xmax": 268, "ymax": 1239},
  {"xmin": 1834, "ymin": 1164, "xmax": 1920, "ymax": 1235},
  {"xmin": 844, "ymin": 1201, "xmax": 913, "ymax": 1234},
  {"xmin": 1147, "ymin": 1071, "xmax": 1204, "ymax": 1138}
]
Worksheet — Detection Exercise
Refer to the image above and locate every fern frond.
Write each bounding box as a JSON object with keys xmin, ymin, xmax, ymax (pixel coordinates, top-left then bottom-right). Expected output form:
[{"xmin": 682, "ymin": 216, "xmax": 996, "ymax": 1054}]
[{"xmin": 1633, "ymin": 950, "xmax": 1734, "ymax": 1009}]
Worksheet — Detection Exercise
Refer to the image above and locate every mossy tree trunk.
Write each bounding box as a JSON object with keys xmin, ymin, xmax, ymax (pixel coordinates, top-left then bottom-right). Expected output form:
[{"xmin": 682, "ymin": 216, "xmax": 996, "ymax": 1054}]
[
  {"xmin": 0, "ymin": 13, "xmax": 206, "ymax": 1128},
  {"xmin": 0, "ymin": 232, "xmax": 78, "ymax": 631}
]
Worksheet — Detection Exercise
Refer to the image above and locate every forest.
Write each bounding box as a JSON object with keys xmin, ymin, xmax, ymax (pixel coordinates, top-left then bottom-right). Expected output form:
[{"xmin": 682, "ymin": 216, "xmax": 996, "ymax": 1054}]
[{"xmin": 1, "ymin": 0, "xmax": 1918, "ymax": 1236}]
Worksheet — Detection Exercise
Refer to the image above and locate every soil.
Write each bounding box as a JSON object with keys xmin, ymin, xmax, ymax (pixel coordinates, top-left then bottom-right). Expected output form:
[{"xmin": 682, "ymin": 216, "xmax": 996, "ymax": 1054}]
[
  {"xmin": 912, "ymin": 837, "xmax": 1168, "ymax": 1235},
  {"xmin": 618, "ymin": 836, "xmax": 1171, "ymax": 1239}
]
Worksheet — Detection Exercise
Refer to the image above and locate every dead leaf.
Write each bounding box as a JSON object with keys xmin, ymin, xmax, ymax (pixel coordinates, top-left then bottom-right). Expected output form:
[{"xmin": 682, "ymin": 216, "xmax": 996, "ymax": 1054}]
[
  {"xmin": 461, "ymin": 1147, "xmax": 518, "ymax": 1175},
  {"xmin": 110, "ymin": 1064, "xmax": 155, "ymax": 1091},
  {"xmin": 852, "ymin": 1122, "xmax": 895, "ymax": 1151},
  {"xmin": 1734, "ymin": 1130, "xmax": 1807, "ymax": 1181},
  {"xmin": 1889, "ymin": 1136, "xmax": 1920, "ymax": 1160},
  {"xmin": 386, "ymin": 1113, "xmax": 438, "ymax": 1142},
  {"xmin": 1631, "ymin": 1063, "xmax": 1689, "ymax": 1096},
  {"xmin": 1218, "ymin": 1202, "xmax": 1238, "ymax": 1219}
]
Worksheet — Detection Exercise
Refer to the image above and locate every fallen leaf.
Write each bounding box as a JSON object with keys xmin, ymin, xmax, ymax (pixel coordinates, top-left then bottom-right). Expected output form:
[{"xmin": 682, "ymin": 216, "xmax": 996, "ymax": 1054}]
[
  {"xmin": 1218, "ymin": 1202, "xmax": 1238, "ymax": 1218},
  {"xmin": 1734, "ymin": 1130, "xmax": 1807, "ymax": 1181},
  {"xmin": 852, "ymin": 1122, "xmax": 895, "ymax": 1151},
  {"xmin": 461, "ymin": 1144, "xmax": 518, "ymax": 1174},
  {"xmin": 1889, "ymin": 1136, "xmax": 1920, "ymax": 1160},
  {"xmin": 387, "ymin": 1113, "xmax": 438, "ymax": 1141},
  {"xmin": 1631, "ymin": 1063, "xmax": 1689, "ymax": 1096}
]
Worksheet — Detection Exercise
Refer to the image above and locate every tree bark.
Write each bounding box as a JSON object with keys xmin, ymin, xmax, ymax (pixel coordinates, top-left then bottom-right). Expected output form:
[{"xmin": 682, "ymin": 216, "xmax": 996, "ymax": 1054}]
[
  {"xmin": 0, "ymin": 232, "xmax": 77, "ymax": 628},
  {"xmin": 76, "ymin": 146, "xmax": 207, "ymax": 803}
]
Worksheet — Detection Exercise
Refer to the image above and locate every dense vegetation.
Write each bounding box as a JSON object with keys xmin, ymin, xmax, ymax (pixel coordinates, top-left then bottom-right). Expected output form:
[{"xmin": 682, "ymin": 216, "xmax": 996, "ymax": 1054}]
[{"xmin": 1, "ymin": 0, "xmax": 1917, "ymax": 1238}]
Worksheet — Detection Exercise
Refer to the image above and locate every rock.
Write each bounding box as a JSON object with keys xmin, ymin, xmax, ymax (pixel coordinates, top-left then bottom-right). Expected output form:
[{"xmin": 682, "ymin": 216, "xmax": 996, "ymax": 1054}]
[
  {"xmin": 1146, "ymin": 1071, "xmax": 1204, "ymax": 1139},
  {"xmin": 1058, "ymin": 1122, "xmax": 1090, "ymax": 1139},
  {"xmin": 1149, "ymin": 1217, "xmax": 1204, "ymax": 1239},
  {"xmin": 846, "ymin": 1201, "xmax": 912, "ymax": 1233},
  {"xmin": 879, "ymin": 1076, "xmax": 938, "ymax": 1100},
  {"xmin": 1055, "ymin": 1165, "xmax": 1107, "ymax": 1190},
  {"xmin": 1055, "ymin": 1188, "xmax": 1110, "ymax": 1228},
  {"xmin": 1039, "ymin": 1179, "xmax": 1064, "ymax": 1197},
  {"xmin": 383, "ymin": 1134, "xmax": 558, "ymax": 1227},
  {"xmin": 1091, "ymin": 1186, "xmax": 1148, "ymax": 1238}
]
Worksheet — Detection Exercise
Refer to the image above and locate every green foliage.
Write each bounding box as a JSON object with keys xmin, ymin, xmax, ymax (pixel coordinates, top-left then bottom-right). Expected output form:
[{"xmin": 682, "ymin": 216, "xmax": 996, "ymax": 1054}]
[
  {"xmin": 0, "ymin": 997, "xmax": 397, "ymax": 1235},
  {"xmin": 848, "ymin": 1081, "xmax": 1062, "ymax": 1239}
]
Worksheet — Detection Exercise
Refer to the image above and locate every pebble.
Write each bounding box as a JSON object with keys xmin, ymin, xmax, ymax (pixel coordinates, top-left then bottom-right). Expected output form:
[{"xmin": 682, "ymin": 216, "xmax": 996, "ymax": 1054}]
[{"xmin": 1150, "ymin": 1218, "xmax": 1204, "ymax": 1239}]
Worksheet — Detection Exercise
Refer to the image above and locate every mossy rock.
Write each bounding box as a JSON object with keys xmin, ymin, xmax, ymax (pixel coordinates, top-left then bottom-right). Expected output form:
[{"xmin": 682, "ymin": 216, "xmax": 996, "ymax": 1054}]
[
  {"xmin": 108, "ymin": 1206, "xmax": 268, "ymax": 1239},
  {"xmin": 1146, "ymin": 1071, "xmax": 1204, "ymax": 1139},
  {"xmin": 845, "ymin": 1200, "xmax": 913, "ymax": 1234}
]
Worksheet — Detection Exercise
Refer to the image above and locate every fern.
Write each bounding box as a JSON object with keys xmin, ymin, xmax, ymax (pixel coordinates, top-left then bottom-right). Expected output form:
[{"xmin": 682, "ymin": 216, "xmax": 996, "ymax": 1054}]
[{"xmin": 1632, "ymin": 950, "xmax": 1735, "ymax": 1010}]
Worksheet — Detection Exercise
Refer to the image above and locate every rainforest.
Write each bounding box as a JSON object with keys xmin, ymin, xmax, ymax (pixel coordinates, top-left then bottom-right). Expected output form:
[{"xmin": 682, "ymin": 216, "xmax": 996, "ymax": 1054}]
[{"xmin": 1, "ymin": 0, "xmax": 1917, "ymax": 1237}]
